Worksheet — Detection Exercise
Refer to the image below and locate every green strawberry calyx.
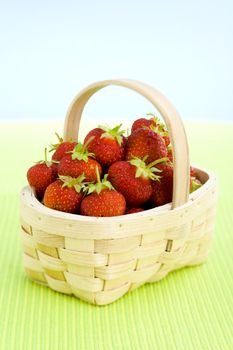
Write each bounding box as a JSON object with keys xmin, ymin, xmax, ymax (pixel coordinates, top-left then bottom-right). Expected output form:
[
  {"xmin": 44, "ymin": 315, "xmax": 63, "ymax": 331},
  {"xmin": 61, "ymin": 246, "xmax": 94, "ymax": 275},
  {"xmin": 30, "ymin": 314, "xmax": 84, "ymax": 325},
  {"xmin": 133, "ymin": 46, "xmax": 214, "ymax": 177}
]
[
  {"xmin": 49, "ymin": 132, "xmax": 76, "ymax": 152},
  {"xmin": 130, "ymin": 156, "xmax": 168, "ymax": 181},
  {"xmin": 146, "ymin": 113, "xmax": 169, "ymax": 137},
  {"xmin": 84, "ymin": 167, "xmax": 115, "ymax": 195},
  {"xmin": 147, "ymin": 113, "xmax": 161, "ymax": 125},
  {"xmin": 59, "ymin": 173, "xmax": 86, "ymax": 193},
  {"xmin": 99, "ymin": 124, "xmax": 125, "ymax": 145},
  {"xmin": 70, "ymin": 136, "xmax": 95, "ymax": 162},
  {"xmin": 150, "ymin": 124, "xmax": 169, "ymax": 137},
  {"xmin": 49, "ymin": 132, "xmax": 64, "ymax": 152}
]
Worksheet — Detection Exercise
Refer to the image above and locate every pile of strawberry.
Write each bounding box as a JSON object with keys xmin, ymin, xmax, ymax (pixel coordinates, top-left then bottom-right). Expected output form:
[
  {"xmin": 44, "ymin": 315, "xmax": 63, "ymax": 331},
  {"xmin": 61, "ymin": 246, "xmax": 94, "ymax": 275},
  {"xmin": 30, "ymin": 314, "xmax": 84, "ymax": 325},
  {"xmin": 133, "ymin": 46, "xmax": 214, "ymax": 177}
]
[{"xmin": 27, "ymin": 114, "xmax": 201, "ymax": 217}]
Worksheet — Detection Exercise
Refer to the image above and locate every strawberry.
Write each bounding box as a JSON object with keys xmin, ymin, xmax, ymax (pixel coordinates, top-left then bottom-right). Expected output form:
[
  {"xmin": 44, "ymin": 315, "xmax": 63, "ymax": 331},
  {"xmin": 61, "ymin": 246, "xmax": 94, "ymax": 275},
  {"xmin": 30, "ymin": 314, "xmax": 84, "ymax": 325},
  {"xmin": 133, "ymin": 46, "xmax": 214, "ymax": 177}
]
[
  {"xmin": 163, "ymin": 135, "xmax": 170, "ymax": 147},
  {"xmin": 108, "ymin": 157, "xmax": 164, "ymax": 206},
  {"xmin": 150, "ymin": 164, "xmax": 202, "ymax": 207},
  {"xmin": 121, "ymin": 135, "xmax": 128, "ymax": 159},
  {"xmin": 150, "ymin": 163, "xmax": 173, "ymax": 207},
  {"xmin": 50, "ymin": 133, "xmax": 78, "ymax": 161},
  {"xmin": 81, "ymin": 189, "xmax": 126, "ymax": 217},
  {"xmin": 84, "ymin": 124, "xmax": 125, "ymax": 166},
  {"xmin": 132, "ymin": 114, "xmax": 171, "ymax": 147},
  {"xmin": 125, "ymin": 128, "xmax": 167, "ymax": 164},
  {"xmin": 27, "ymin": 149, "xmax": 57, "ymax": 200},
  {"xmin": 126, "ymin": 207, "xmax": 144, "ymax": 214},
  {"xmin": 58, "ymin": 140, "xmax": 102, "ymax": 182},
  {"xmin": 131, "ymin": 118, "xmax": 154, "ymax": 132},
  {"xmin": 50, "ymin": 162, "xmax": 59, "ymax": 178},
  {"xmin": 80, "ymin": 169, "xmax": 126, "ymax": 217},
  {"xmin": 147, "ymin": 113, "xmax": 171, "ymax": 147},
  {"xmin": 43, "ymin": 174, "xmax": 85, "ymax": 213}
]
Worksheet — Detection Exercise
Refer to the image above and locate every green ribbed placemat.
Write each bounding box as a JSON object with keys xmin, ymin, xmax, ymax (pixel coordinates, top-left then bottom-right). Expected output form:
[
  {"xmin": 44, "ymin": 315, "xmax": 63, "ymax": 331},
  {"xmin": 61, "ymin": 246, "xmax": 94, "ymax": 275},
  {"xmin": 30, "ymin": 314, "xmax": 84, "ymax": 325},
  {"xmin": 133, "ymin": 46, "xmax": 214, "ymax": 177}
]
[{"xmin": 0, "ymin": 122, "xmax": 232, "ymax": 350}]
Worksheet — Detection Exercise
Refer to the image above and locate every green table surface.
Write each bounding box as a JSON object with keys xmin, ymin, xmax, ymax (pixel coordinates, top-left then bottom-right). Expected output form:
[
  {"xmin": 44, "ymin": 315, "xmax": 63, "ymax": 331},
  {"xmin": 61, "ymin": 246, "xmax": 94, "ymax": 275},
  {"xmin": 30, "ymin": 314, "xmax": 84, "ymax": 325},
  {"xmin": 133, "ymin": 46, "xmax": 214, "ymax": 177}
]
[{"xmin": 0, "ymin": 121, "xmax": 232, "ymax": 350}]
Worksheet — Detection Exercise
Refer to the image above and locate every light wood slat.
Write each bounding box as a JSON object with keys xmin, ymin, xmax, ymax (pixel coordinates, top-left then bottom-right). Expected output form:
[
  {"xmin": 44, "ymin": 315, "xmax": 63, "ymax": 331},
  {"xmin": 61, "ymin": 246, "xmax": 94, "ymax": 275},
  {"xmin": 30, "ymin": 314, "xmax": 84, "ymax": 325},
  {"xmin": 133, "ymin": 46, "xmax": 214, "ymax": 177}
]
[
  {"xmin": 33, "ymin": 229, "xmax": 65, "ymax": 248},
  {"xmin": 45, "ymin": 274, "xmax": 72, "ymax": 294},
  {"xmin": 37, "ymin": 250, "xmax": 67, "ymax": 271},
  {"xmin": 64, "ymin": 272, "xmax": 104, "ymax": 292},
  {"xmin": 58, "ymin": 248, "xmax": 108, "ymax": 267}
]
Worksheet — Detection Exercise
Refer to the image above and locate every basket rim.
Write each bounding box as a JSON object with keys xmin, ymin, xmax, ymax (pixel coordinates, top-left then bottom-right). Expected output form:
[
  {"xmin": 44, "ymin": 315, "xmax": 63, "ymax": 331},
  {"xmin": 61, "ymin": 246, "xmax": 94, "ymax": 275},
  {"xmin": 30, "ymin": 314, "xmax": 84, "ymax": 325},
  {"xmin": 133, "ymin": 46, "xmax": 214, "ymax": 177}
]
[{"xmin": 20, "ymin": 166, "xmax": 217, "ymax": 224}]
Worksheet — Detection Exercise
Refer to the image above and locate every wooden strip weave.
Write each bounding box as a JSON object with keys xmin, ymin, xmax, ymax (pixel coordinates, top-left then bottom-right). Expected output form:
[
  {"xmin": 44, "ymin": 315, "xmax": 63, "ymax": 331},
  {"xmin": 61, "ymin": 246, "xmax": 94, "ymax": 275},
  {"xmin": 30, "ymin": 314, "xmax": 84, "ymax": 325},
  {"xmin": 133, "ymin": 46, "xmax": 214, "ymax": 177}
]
[{"xmin": 20, "ymin": 169, "xmax": 217, "ymax": 305}]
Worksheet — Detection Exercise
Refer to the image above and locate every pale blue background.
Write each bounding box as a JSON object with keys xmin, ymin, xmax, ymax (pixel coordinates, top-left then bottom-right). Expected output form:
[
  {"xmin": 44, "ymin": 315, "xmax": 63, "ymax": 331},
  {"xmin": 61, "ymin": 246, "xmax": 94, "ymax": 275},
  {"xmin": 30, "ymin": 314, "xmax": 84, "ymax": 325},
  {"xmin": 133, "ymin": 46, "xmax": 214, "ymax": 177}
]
[{"xmin": 0, "ymin": 0, "xmax": 233, "ymax": 122}]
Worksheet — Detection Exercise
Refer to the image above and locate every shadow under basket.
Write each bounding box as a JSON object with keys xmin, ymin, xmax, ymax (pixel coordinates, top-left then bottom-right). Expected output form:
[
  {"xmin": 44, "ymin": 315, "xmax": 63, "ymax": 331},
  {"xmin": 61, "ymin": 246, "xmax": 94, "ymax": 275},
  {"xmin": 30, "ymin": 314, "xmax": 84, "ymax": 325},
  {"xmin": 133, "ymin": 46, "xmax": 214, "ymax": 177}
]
[{"xmin": 19, "ymin": 79, "xmax": 218, "ymax": 305}]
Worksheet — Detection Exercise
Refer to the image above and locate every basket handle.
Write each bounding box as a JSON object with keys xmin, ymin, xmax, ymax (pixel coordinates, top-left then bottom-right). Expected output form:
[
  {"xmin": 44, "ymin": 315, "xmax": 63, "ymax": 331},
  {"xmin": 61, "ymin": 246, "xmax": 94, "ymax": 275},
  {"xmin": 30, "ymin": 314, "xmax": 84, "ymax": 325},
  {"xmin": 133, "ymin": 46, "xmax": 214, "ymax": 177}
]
[{"xmin": 63, "ymin": 79, "xmax": 190, "ymax": 209}]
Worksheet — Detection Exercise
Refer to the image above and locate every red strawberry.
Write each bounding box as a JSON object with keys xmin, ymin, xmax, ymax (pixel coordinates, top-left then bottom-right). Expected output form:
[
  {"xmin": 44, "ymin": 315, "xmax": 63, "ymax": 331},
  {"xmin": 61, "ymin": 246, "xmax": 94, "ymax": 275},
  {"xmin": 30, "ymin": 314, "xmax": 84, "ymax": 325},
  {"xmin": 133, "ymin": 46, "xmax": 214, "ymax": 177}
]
[
  {"xmin": 108, "ymin": 157, "xmax": 164, "ymax": 206},
  {"xmin": 125, "ymin": 128, "xmax": 167, "ymax": 164},
  {"xmin": 50, "ymin": 133, "xmax": 78, "ymax": 161},
  {"xmin": 81, "ymin": 189, "xmax": 126, "ymax": 217},
  {"xmin": 132, "ymin": 114, "xmax": 171, "ymax": 147},
  {"xmin": 126, "ymin": 207, "xmax": 144, "ymax": 214},
  {"xmin": 43, "ymin": 175, "xmax": 84, "ymax": 213},
  {"xmin": 150, "ymin": 164, "xmax": 201, "ymax": 207},
  {"xmin": 121, "ymin": 135, "xmax": 128, "ymax": 159},
  {"xmin": 163, "ymin": 135, "xmax": 170, "ymax": 147},
  {"xmin": 150, "ymin": 163, "xmax": 173, "ymax": 207},
  {"xmin": 84, "ymin": 124, "xmax": 125, "ymax": 166},
  {"xmin": 58, "ymin": 141, "xmax": 102, "ymax": 182},
  {"xmin": 80, "ymin": 171, "xmax": 126, "ymax": 217},
  {"xmin": 147, "ymin": 113, "xmax": 171, "ymax": 146},
  {"xmin": 50, "ymin": 162, "xmax": 59, "ymax": 178},
  {"xmin": 131, "ymin": 118, "xmax": 154, "ymax": 132},
  {"xmin": 58, "ymin": 155, "xmax": 101, "ymax": 182},
  {"xmin": 27, "ymin": 149, "xmax": 57, "ymax": 200}
]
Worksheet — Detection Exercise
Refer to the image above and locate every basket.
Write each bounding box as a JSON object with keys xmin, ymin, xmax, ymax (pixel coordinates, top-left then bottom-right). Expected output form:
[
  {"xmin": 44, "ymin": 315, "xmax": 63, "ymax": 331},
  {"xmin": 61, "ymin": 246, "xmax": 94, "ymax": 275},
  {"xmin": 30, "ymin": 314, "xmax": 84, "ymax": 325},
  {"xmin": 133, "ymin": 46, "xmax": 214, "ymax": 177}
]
[{"xmin": 20, "ymin": 79, "xmax": 218, "ymax": 305}]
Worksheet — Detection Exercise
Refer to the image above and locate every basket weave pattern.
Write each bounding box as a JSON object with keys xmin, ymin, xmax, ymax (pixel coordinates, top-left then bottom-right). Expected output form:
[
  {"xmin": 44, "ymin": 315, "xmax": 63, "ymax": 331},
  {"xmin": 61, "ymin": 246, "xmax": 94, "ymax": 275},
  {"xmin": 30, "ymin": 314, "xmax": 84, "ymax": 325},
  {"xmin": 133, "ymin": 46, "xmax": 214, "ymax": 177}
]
[
  {"xmin": 20, "ymin": 79, "xmax": 218, "ymax": 305},
  {"xmin": 20, "ymin": 169, "xmax": 217, "ymax": 305}
]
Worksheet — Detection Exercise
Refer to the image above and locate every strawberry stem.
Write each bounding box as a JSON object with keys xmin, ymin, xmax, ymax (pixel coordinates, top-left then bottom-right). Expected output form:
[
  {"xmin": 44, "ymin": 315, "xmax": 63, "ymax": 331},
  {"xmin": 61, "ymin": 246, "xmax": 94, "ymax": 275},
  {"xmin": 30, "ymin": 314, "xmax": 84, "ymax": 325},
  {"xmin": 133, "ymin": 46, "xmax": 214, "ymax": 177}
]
[
  {"xmin": 71, "ymin": 142, "xmax": 95, "ymax": 162},
  {"xmin": 129, "ymin": 157, "xmax": 162, "ymax": 181},
  {"xmin": 35, "ymin": 148, "xmax": 52, "ymax": 166},
  {"xmin": 146, "ymin": 157, "xmax": 168, "ymax": 169},
  {"xmin": 146, "ymin": 112, "xmax": 159, "ymax": 120},
  {"xmin": 55, "ymin": 132, "xmax": 63, "ymax": 143},
  {"xmin": 44, "ymin": 148, "xmax": 48, "ymax": 163},
  {"xmin": 85, "ymin": 168, "xmax": 114, "ymax": 195},
  {"xmin": 49, "ymin": 132, "xmax": 64, "ymax": 152}
]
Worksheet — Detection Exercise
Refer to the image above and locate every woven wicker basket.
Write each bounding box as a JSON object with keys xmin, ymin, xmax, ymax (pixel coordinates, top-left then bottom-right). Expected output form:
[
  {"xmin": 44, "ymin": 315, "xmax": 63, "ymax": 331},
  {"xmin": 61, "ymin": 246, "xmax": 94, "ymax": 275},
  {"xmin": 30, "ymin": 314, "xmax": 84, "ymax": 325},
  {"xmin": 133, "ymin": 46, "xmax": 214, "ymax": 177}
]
[{"xmin": 20, "ymin": 79, "xmax": 218, "ymax": 305}]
